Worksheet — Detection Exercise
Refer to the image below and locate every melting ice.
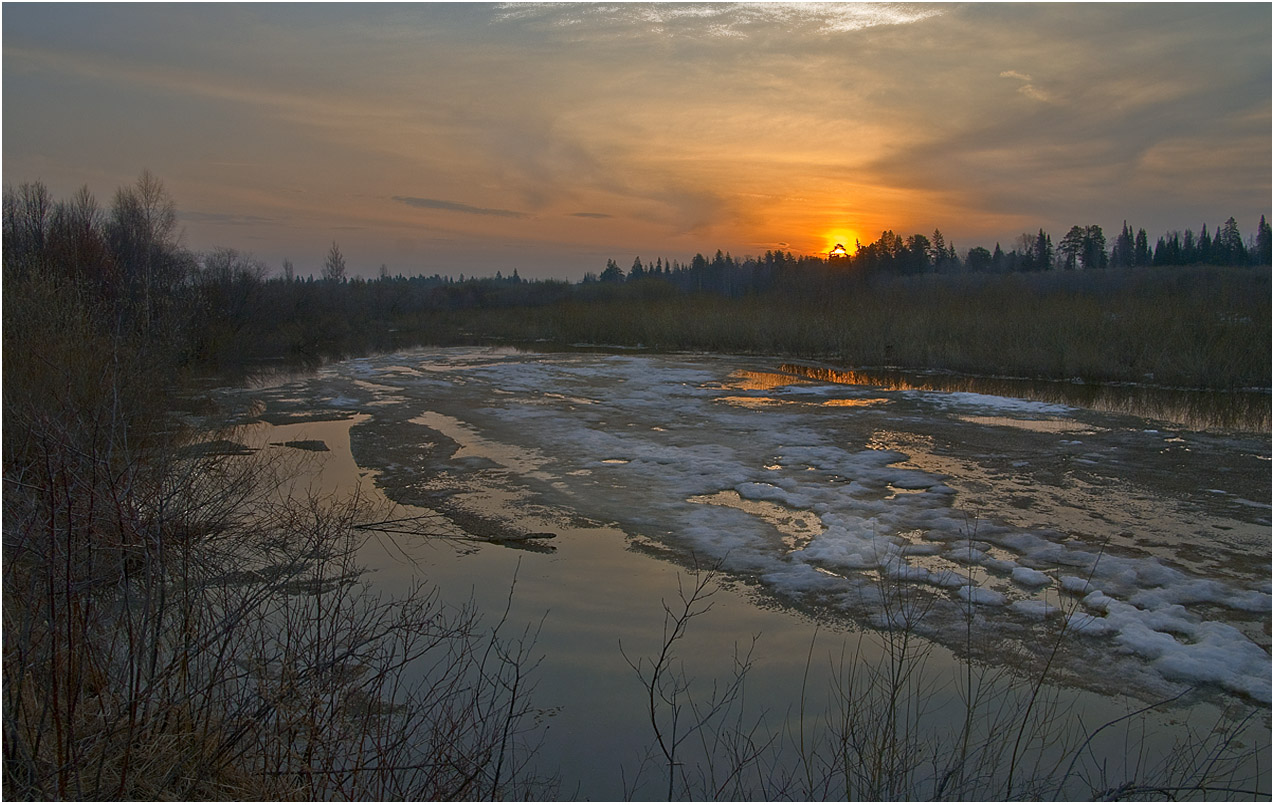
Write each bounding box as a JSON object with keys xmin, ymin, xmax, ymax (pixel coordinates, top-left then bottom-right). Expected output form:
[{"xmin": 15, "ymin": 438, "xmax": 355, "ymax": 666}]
[{"xmin": 241, "ymin": 347, "xmax": 1272, "ymax": 704}]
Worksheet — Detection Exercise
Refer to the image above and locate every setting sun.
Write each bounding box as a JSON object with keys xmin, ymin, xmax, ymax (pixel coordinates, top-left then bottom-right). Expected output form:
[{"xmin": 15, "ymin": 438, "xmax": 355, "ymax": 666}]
[{"xmin": 824, "ymin": 232, "xmax": 858, "ymax": 258}]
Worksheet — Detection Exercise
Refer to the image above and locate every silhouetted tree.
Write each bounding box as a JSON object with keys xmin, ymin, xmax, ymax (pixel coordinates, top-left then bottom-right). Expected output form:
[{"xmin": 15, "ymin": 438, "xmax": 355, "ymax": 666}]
[
  {"xmin": 1033, "ymin": 229, "xmax": 1052, "ymax": 271},
  {"xmin": 1134, "ymin": 228, "xmax": 1151, "ymax": 266},
  {"xmin": 108, "ymin": 170, "xmax": 182, "ymax": 326},
  {"xmin": 1197, "ymin": 224, "xmax": 1213, "ymax": 265},
  {"xmin": 323, "ymin": 241, "xmax": 347, "ymax": 282},
  {"xmin": 1257, "ymin": 214, "xmax": 1272, "ymax": 265},
  {"xmin": 1216, "ymin": 217, "xmax": 1245, "ymax": 265},
  {"xmin": 928, "ymin": 229, "xmax": 946, "ymax": 268},
  {"xmin": 3, "ymin": 181, "xmax": 54, "ymax": 276},
  {"xmin": 902, "ymin": 233, "xmax": 932, "ymax": 274},
  {"xmin": 1111, "ymin": 221, "xmax": 1135, "ymax": 268},
  {"xmin": 1059, "ymin": 226, "xmax": 1085, "ymax": 270},
  {"xmin": 965, "ymin": 246, "xmax": 993, "ymax": 272},
  {"xmin": 600, "ymin": 258, "xmax": 624, "ymax": 283},
  {"xmin": 1083, "ymin": 224, "xmax": 1107, "ymax": 269}
]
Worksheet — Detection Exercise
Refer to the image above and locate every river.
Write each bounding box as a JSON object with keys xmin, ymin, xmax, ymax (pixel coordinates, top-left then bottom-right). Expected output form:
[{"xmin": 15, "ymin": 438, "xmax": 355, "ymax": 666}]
[{"xmin": 211, "ymin": 346, "xmax": 1271, "ymax": 799}]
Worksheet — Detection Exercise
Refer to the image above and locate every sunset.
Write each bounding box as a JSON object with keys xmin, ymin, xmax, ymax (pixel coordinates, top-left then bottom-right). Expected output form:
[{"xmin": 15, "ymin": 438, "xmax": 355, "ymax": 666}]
[
  {"xmin": 5, "ymin": 2, "xmax": 1270, "ymax": 278},
  {"xmin": 4, "ymin": 3, "xmax": 1271, "ymax": 800}
]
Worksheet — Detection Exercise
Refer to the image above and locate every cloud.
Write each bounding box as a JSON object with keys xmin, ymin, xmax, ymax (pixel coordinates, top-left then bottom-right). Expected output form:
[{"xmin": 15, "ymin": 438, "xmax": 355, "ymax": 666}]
[
  {"xmin": 570, "ymin": 212, "xmax": 612, "ymax": 219},
  {"xmin": 999, "ymin": 68, "xmax": 1051, "ymax": 102},
  {"xmin": 391, "ymin": 196, "xmax": 530, "ymax": 219},
  {"xmin": 495, "ymin": 2, "xmax": 943, "ymax": 39},
  {"xmin": 179, "ymin": 210, "xmax": 283, "ymax": 226}
]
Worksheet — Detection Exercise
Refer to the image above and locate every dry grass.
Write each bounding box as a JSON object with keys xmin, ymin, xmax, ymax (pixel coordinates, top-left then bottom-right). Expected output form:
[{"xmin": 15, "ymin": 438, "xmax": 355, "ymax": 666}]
[{"xmin": 619, "ymin": 554, "xmax": 1269, "ymax": 801}]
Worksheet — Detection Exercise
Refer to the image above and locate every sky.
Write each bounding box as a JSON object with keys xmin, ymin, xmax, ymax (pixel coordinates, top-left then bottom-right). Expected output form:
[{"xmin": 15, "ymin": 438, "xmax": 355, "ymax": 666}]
[{"xmin": 4, "ymin": 2, "xmax": 1271, "ymax": 280}]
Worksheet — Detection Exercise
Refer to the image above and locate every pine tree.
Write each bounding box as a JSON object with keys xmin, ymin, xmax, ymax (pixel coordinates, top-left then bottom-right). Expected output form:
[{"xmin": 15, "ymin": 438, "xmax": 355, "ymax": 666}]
[
  {"xmin": 929, "ymin": 229, "xmax": 946, "ymax": 268},
  {"xmin": 1034, "ymin": 229, "xmax": 1052, "ymax": 270},
  {"xmin": 1257, "ymin": 214, "xmax": 1272, "ymax": 266},
  {"xmin": 600, "ymin": 258, "xmax": 624, "ymax": 282},
  {"xmin": 1198, "ymin": 224, "xmax": 1212, "ymax": 265},
  {"xmin": 1112, "ymin": 221, "xmax": 1134, "ymax": 268},
  {"xmin": 1218, "ymin": 217, "xmax": 1244, "ymax": 265},
  {"xmin": 323, "ymin": 241, "xmax": 346, "ymax": 282},
  {"xmin": 1134, "ymin": 228, "xmax": 1151, "ymax": 266}
]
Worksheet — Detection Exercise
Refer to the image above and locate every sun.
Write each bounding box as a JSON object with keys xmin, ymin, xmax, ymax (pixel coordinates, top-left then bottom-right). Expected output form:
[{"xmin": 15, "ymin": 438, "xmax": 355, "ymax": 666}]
[{"xmin": 823, "ymin": 231, "xmax": 858, "ymax": 258}]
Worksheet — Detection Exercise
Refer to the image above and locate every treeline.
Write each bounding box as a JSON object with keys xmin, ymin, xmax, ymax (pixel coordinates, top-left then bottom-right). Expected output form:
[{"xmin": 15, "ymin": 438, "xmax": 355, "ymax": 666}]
[
  {"xmin": 592, "ymin": 218, "xmax": 1272, "ymax": 295},
  {"xmin": 4, "ymin": 174, "xmax": 1271, "ymax": 388}
]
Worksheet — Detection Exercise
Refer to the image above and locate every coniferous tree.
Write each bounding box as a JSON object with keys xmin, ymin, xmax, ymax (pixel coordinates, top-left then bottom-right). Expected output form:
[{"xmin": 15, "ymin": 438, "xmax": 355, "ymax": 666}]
[
  {"xmin": 1217, "ymin": 217, "xmax": 1244, "ymax": 265},
  {"xmin": 600, "ymin": 258, "xmax": 624, "ymax": 282},
  {"xmin": 1059, "ymin": 225, "xmax": 1085, "ymax": 270},
  {"xmin": 322, "ymin": 241, "xmax": 347, "ymax": 282},
  {"xmin": 1198, "ymin": 224, "xmax": 1212, "ymax": 265},
  {"xmin": 929, "ymin": 229, "xmax": 946, "ymax": 268},
  {"xmin": 1257, "ymin": 214, "xmax": 1272, "ymax": 265},
  {"xmin": 1111, "ymin": 221, "xmax": 1135, "ymax": 267},
  {"xmin": 1134, "ymin": 228, "xmax": 1151, "ymax": 266},
  {"xmin": 1082, "ymin": 225, "xmax": 1107, "ymax": 269},
  {"xmin": 1034, "ymin": 229, "xmax": 1052, "ymax": 271}
]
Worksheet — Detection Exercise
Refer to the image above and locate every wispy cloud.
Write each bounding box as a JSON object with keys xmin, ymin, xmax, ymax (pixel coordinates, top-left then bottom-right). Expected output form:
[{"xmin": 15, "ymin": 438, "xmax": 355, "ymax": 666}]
[
  {"xmin": 570, "ymin": 212, "xmax": 612, "ymax": 219},
  {"xmin": 179, "ymin": 210, "xmax": 283, "ymax": 226},
  {"xmin": 392, "ymin": 196, "xmax": 530, "ymax": 219},
  {"xmin": 495, "ymin": 2, "xmax": 943, "ymax": 39},
  {"xmin": 999, "ymin": 69, "xmax": 1050, "ymax": 102}
]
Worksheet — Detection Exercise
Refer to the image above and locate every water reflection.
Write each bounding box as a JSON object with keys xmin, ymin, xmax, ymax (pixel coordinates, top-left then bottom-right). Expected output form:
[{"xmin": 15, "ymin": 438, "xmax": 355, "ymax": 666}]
[
  {"xmin": 778, "ymin": 363, "xmax": 1271, "ymax": 433},
  {"xmin": 719, "ymin": 369, "xmax": 810, "ymax": 390},
  {"xmin": 957, "ymin": 415, "xmax": 1100, "ymax": 434}
]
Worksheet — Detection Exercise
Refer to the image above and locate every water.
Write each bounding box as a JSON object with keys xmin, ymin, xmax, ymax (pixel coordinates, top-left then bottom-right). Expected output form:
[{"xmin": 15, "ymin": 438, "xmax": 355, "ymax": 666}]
[{"xmin": 214, "ymin": 346, "xmax": 1271, "ymax": 798}]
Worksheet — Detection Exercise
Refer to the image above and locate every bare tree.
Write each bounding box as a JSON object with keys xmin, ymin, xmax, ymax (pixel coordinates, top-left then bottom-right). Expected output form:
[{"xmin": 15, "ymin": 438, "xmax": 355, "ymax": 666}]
[
  {"xmin": 2, "ymin": 181, "xmax": 53, "ymax": 274},
  {"xmin": 107, "ymin": 170, "xmax": 182, "ymax": 327}
]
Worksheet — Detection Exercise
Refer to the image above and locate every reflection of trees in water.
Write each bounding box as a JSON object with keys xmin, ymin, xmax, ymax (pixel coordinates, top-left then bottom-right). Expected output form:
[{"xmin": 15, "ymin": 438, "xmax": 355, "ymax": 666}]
[{"xmin": 777, "ymin": 363, "xmax": 1270, "ymax": 433}]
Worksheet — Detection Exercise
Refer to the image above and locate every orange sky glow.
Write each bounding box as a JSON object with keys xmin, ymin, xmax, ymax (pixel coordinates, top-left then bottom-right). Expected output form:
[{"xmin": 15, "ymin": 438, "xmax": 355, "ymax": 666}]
[{"xmin": 4, "ymin": 3, "xmax": 1270, "ymax": 279}]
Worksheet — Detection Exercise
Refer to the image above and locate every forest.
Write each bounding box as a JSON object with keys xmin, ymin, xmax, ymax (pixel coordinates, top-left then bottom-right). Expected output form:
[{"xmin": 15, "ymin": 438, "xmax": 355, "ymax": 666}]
[{"xmin": 5, "ymin": 173, "xmax": 1269, "ymax": 391}]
